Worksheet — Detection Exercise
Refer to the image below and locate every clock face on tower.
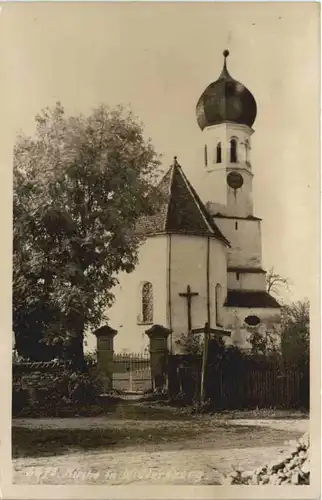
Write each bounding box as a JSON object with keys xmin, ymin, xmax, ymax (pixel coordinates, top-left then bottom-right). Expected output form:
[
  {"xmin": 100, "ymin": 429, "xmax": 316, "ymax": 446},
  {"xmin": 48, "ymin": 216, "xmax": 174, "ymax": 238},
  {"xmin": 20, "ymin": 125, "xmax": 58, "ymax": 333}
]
[{"xmin": 227, "ymin": 171, "xmax": 244, "ymax": 189}]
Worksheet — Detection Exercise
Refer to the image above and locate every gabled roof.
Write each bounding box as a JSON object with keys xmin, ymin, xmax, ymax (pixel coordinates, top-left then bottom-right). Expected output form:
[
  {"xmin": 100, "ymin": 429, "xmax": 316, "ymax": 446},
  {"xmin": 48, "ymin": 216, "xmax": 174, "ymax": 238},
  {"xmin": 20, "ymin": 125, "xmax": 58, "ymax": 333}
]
[
  {"xmin": 224, "ymin": 290, "xmax": 280, "ymax": 309},
  {"xmin": 135, "ymin": 158, "xmax": 230, "ymax": 246}
]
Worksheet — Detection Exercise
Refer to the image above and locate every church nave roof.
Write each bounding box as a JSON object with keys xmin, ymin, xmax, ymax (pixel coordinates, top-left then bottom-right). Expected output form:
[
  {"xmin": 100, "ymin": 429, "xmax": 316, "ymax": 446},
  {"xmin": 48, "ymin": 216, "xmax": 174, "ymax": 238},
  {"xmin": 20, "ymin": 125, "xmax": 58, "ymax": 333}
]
[{"xmin": 135, "ymin": 157, "xmax": 230, "ymax": 246}]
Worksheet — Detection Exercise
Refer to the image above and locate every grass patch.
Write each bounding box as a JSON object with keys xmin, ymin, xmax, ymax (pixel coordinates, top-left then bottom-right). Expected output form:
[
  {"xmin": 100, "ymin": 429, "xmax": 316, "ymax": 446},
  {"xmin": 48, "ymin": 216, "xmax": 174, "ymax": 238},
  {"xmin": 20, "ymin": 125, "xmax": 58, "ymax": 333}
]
[
  {"xmin": 138, "ymin": 403, "xmax": 309, "ymax": 420},
  {"xmin": 211, "ymin": 408, "xmax": 310, "ymax": 420},
  {"xmin": 12, "ymin": 420, "xmax": 305, "ymax": 460},
  {"xmin": 12, "ymin": 424, "xmax": 200, "ymax": 459}
]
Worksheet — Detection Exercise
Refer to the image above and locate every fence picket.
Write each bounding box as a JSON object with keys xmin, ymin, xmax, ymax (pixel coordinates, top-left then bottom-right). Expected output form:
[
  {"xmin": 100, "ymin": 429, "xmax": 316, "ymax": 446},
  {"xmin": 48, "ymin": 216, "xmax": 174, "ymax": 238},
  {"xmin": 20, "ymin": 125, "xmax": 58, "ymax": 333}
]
[{"xmin": 200, "ymin": 364, "xmax": 308, "ymax": 410}]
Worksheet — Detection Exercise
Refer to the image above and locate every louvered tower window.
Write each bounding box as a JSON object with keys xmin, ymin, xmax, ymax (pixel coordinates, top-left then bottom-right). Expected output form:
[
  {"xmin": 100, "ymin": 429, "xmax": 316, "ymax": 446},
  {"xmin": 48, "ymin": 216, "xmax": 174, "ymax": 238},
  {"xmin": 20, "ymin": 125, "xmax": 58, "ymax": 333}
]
[{"xmin": 230, "ymin": 139, "xmax": 237, "ymax": 163}]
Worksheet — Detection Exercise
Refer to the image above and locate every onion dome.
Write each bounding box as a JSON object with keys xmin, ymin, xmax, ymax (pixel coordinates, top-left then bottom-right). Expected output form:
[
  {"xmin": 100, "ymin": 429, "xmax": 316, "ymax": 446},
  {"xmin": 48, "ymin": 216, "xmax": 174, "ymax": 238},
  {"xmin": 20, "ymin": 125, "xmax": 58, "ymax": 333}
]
[{"xmin": 196, "ymin": 50, "xmax": 257, "ymax": 130}]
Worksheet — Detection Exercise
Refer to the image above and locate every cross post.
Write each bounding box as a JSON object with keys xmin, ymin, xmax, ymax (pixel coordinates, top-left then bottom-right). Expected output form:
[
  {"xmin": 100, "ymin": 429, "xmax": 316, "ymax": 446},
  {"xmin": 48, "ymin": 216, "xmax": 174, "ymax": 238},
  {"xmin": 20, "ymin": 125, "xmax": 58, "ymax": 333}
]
[
  {"xmin": 179, "ymin": 285, "xmax": 199, "ymax": 333},
  {"xmin": 190, "ymin": 322, "xmax": 231, "ymax": 403},
  {"xmin": 200, "ymin": 322, "xmax": 210, "ymax": 404}
]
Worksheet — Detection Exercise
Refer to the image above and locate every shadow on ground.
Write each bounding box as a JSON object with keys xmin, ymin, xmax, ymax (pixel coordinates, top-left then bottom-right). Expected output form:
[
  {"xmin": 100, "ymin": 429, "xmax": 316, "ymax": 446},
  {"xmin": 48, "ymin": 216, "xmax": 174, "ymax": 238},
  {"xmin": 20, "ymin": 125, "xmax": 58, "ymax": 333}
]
[{"xmin": 12, "ymin": 422, "xmax": 304, "ymax": 459}]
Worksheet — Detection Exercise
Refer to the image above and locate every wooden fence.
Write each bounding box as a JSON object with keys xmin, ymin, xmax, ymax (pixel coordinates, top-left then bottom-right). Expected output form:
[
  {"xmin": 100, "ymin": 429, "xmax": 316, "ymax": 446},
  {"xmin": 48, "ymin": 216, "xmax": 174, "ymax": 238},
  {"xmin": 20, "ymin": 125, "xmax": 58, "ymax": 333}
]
[
  {"xmin": 205, "ymin": 367, "xmax": 309, "ymax": 409},
  {"xmin": 168, "ymin": 355, "xmax": 309, "ymax": 409}
]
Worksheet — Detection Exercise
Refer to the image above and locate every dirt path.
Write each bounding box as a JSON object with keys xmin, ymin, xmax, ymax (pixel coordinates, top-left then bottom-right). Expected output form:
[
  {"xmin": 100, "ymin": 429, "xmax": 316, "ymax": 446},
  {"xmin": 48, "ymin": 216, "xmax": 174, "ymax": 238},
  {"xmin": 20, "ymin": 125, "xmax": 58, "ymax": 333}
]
[
  {"xmin": 14, "ymin": 444, "xmax": 292, "ymax": 485},
  {"xmin": 12, "ymin": 416, "xmax": 308, "ymax": 485}
]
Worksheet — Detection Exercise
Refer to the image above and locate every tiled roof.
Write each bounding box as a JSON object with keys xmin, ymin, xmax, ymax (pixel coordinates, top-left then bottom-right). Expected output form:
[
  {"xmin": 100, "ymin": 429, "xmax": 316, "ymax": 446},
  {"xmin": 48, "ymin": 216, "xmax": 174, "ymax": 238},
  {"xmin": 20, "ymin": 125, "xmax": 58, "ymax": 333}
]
[
  {"xmin": 135, "ymin": 158, "xmax": 230, "ymax": 246},
  {"xmin": 224, "ymin": 290, "xmax": 280, "ymax": 308}
]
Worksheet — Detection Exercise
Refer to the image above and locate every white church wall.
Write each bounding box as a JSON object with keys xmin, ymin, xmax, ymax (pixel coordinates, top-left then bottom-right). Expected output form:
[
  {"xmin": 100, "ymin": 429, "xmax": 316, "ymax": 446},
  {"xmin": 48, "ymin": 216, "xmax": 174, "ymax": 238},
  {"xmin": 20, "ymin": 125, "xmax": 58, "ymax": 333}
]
[
  {"xmin": 209, "ymin": 238, "xmax": 228, "ymax": 328},
  {"xmin": 102, "ymin": 235, "xmax": 168, "ymax": 354},
  {"xmin": 214, "ymin": 217, "xmax": 262, "ymax": 268},
  {"xmin": 224, "ymin": 306, "xmax": 281, "ymax": 351},
  {"xmin": 228, "ymin": 271, "xmax": 266, "ymax": 291},
  {"xmin": 169, "ymin": 234, "xmax": 208, "ymax": 350},
  {"xmin": 169, "ymin": 234, "xmax": 227, "ymax": 353}
]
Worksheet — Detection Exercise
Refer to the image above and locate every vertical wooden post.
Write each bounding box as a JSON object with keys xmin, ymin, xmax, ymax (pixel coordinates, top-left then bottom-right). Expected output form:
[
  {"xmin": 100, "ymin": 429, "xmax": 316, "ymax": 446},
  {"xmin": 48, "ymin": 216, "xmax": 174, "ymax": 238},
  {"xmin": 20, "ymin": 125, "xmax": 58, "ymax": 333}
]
[
  {"xmin": 200, "ymin": 322, "xmax": 210, "ymax": 403},
  {"xmin": 129, "ymin": 355, "xmax": 133, "ymax": 392}
]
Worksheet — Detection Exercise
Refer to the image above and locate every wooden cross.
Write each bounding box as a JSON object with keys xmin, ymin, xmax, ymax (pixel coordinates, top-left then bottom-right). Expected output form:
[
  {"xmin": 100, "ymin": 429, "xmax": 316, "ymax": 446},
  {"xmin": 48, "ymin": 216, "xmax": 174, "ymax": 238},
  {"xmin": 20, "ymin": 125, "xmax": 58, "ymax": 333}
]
[
  {"xmin": 191, "ymin": 322, "xmax": 231, "ymax": 404},
  {"xmin": 179, "ymin": 285, "xmax": 199, "ymax": 332}
]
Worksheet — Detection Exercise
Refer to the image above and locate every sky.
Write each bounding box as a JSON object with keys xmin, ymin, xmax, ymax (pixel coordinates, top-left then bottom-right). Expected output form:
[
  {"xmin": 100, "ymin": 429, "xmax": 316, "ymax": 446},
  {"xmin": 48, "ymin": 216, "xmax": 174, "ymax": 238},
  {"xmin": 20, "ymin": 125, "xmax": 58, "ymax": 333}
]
[{"xmin": 0, "ymin": 1, "xmax": 320, "ymax": 306}]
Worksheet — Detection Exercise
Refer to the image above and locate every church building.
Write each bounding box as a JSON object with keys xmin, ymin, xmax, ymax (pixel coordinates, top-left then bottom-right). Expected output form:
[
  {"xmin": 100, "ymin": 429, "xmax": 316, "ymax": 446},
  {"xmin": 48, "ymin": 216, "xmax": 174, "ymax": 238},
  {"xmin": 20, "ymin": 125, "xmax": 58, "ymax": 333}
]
[{"xmin": 107, "ymin": 50, "xmax": 281, "ymax": 354}]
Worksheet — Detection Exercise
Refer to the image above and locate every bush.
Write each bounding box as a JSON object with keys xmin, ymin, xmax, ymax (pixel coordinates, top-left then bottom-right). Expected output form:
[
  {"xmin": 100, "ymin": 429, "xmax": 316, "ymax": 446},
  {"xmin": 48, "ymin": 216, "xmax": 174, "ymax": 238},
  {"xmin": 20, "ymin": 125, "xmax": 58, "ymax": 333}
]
[
  {"xmin": 169, "ymin": 390, "xmax": 194, "ymax": 407},
  {"xmin": 67, "ymin": 370, "xmax": 103, "ymax": 405},
  {"xmin": 12, "ymin": 366, "xmax": 104, "ymax": 417},
  {"xmin": 12, "ymin": 385, "xmax": 29, "ymax": 415},
  {"xmin": 140, "ymin": 388, "xmax": 169, "ymax": 402},
  {"xmin": 84, "ymin": 350, "xmax": 98, "ymax": 369}
]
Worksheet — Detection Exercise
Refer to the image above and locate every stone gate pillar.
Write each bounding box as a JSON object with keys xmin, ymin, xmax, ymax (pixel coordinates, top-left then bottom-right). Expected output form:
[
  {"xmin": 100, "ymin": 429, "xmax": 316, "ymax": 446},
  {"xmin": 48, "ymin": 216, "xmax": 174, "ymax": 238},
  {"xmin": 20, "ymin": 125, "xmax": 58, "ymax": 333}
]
[
  {"xmin": 145, "ymin": 324, "xmax": 171, "ymax": 391},
  {"xmin": 94, "ymin": 325, "xmax": 117, "ymax": 392}
]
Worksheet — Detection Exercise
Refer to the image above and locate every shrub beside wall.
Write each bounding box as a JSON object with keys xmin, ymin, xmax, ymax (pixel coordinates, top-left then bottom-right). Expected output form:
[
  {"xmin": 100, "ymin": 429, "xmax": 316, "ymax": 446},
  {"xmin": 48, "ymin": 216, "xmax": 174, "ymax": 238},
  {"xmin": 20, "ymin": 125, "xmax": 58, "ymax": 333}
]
[
  {"xmin": 12, "ymin": 358, "xmax": 104, "ymax": 417},
  {"xmin": 167, "ymin": 340, "xmax": 309, "ymax": 410}
]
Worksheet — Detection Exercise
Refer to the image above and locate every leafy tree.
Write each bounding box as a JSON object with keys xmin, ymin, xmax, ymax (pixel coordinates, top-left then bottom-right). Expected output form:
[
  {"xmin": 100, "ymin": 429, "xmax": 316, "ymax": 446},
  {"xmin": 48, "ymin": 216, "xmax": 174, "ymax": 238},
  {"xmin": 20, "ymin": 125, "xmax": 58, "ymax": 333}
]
[
  {"xmin": 13, "ymin": 102, "xmax": 161, "ymax": 369},
  {"xmin": 281, "ymin": 299, "xmax": 309, "ymax": 369}
]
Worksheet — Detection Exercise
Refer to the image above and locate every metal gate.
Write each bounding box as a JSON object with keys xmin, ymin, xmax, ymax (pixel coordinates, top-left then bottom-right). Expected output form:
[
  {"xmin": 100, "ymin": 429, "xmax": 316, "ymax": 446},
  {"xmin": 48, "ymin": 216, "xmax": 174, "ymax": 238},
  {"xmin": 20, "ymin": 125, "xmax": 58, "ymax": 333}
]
[{"xmin": 113, "ymin": 353, "xmax": 151, "ymax": 393}]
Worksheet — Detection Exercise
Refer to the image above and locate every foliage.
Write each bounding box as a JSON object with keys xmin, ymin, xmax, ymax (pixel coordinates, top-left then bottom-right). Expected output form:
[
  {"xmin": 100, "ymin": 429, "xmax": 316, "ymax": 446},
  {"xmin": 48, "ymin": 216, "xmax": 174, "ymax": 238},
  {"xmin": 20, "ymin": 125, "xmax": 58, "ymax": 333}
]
[
  {"xmin": 13, "ymin": 102, "xmax": 161, "ymax": 368},
  {"xmin": 207, "ymin": 336, "xmax": 227, "ymax": 366},
  {"xmin": 248, "ymin": 326, "xmax": 282, "ymax": 359},
  {"xmin": 175, "ymin": 332, "xmax": 203, "ymax": 355},
  {"xmin": 12, "ymin": 366, "xmax": 104, "ymax": 417},
  {"xmin": 84, "ymin": 350, "xmax": 98, "ymax": 369},
  {"xmin": 12, "ymin": 385, "xmax": 30, "ymax": 416},
  {"xmin": 281, "ymin": 299, "xmax": 309, "ymax": 369},
  {"xmin": 175, "ymin": 332, "xmax": 283, "ymax": 373}
]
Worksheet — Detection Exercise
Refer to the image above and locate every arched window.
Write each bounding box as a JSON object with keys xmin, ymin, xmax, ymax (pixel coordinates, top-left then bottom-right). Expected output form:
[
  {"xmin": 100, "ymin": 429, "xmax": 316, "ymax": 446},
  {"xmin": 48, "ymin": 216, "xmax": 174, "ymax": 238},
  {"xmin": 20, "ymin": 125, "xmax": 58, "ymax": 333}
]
[
  {"xmin": 142, "ymin": 282, "xmax": 153, "ymax": 323},
  {"xmin": 215, "ymin": 283, "xmax": 223, "ymax": 327},
  {"xmin": 216, "ymin": 142, "xmax": 222, "ymax": 163},
  {"xmin": 204, "ymin": 144, "xmax": 208, "ymax": 167},
  {"xmin": 230, "ymin": 138, "xmax": 237, "ymax": 163}
]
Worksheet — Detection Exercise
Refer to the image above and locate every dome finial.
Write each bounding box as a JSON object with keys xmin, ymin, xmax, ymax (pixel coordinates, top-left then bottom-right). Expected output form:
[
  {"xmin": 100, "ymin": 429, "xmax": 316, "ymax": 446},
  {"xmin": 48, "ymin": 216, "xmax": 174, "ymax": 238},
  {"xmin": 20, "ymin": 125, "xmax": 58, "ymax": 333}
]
[{"xmin": 219, "ymin": 49, "xmax": 231, "ymax": 80}]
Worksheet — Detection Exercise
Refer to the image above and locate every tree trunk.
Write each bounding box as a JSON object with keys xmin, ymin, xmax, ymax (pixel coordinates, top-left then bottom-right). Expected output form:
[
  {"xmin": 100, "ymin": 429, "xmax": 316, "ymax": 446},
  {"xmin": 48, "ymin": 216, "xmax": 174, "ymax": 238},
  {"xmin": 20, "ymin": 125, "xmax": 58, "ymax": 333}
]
[{"xmin": 69, "ymin": 333, "xmax": 86, "ymax": 372}]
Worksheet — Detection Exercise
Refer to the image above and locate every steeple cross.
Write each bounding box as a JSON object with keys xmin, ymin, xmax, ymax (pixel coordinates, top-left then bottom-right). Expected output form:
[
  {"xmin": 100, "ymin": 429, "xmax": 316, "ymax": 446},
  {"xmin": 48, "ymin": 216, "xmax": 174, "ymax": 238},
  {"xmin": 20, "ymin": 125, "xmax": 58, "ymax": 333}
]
[{"xmin": 179, "ymin": 285, "xmax": 199, "ymax": 332}]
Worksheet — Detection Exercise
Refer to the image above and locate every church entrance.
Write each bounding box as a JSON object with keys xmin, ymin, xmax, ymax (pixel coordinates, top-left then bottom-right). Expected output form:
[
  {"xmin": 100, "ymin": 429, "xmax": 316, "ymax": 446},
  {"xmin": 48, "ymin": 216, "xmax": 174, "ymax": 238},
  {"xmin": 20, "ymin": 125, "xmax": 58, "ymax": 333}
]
[{"xmin": 112, "ymin": 352, "xmax": 152, "ymax": 393}]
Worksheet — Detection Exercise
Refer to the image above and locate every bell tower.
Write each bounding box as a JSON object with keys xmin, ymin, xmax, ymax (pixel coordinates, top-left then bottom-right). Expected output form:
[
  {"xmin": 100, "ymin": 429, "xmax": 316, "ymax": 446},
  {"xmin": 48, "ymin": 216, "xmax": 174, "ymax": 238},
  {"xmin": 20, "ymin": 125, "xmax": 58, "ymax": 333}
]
[
  {"xmin": 196, "ymin": 50, "xmax": 257, "ymax": 217},
  {"xmin": 196, "ymin": 50, "xmax": 266, "ymax": 284}
]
